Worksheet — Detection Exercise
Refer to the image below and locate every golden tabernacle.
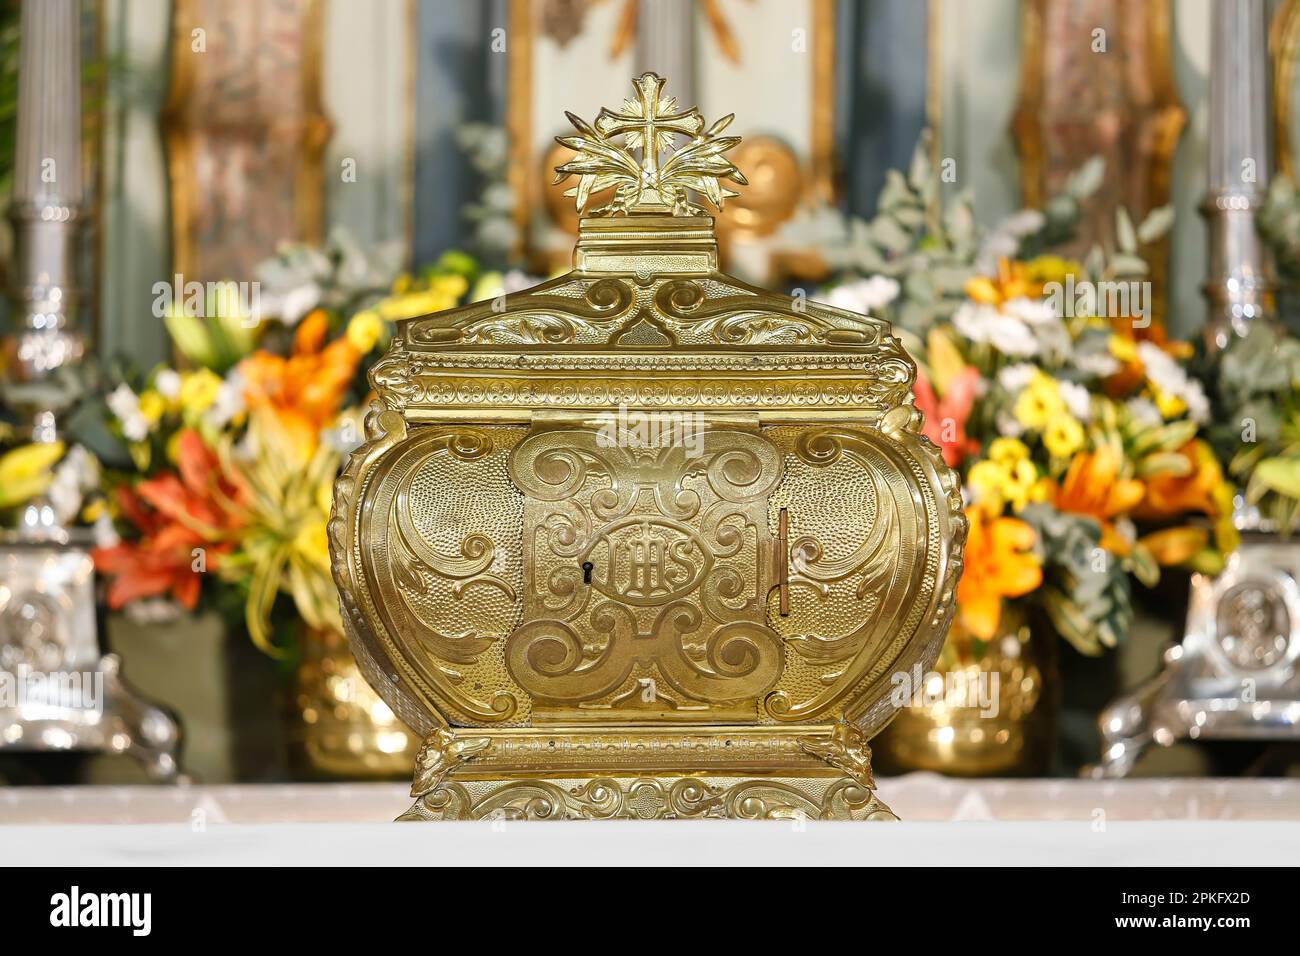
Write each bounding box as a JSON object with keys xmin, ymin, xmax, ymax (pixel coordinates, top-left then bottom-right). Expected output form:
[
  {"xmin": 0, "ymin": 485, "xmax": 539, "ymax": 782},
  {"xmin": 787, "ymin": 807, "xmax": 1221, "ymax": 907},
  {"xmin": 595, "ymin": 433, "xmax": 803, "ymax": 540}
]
[{"xmin": 328, "ymin": 74, "xmax": 967, "ymax": 820}]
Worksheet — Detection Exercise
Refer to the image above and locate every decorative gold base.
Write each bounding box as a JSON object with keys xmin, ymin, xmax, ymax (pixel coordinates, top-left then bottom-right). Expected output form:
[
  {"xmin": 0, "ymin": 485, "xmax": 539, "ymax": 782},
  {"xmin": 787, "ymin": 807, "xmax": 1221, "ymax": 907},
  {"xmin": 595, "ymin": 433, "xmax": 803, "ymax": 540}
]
[
  {"xmin": 395, "ymin": 721, "xmax": 898, "ymax": 821},
  {"xmin": 398, "ymin": 774, "xmax": 897, "ymax": 821}
]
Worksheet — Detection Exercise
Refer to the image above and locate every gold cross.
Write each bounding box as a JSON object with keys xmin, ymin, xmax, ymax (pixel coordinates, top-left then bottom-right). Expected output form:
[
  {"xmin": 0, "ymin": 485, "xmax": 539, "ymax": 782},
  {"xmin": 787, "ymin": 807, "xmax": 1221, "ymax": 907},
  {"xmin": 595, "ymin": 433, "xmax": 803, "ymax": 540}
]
[{"xmin": 595, "ymin": 73, "xmax": 703, "ymax": 204}]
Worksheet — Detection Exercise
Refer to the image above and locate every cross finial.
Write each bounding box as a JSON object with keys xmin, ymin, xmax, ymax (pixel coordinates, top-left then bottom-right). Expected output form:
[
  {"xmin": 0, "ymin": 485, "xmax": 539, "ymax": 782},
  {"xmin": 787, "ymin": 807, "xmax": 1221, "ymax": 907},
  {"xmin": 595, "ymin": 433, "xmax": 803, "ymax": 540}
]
[{"xmin": 552, "ymin": 72, "xmax": 748, "ymax": 217}]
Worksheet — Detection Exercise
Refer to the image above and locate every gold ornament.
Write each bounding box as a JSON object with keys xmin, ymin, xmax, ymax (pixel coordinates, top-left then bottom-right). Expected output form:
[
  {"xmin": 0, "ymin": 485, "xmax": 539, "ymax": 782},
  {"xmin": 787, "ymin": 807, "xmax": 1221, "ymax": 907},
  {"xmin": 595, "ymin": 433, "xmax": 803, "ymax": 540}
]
[
  {"xmin": 552, "ymin": 72, "xmax": 747, "ymax": 216},
  {"xmin": 330, "ymin": 74, "xmax": 967, "ymax": 821}
]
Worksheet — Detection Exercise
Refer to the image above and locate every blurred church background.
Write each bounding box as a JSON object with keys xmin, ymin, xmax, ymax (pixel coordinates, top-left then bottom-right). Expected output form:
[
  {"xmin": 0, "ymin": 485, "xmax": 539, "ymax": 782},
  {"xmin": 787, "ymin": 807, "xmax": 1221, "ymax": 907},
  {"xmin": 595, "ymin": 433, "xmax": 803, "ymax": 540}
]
[{"xmin": 86, "ymin": 0, "xmax": 1236, "ymax": 361}]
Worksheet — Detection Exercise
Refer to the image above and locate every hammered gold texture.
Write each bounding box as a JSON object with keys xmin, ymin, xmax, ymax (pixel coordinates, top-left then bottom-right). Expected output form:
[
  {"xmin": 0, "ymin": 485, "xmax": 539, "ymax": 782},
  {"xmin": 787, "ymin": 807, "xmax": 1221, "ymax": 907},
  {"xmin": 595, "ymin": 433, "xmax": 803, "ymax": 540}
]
[
  {"xmin": 329, "ymin": 74, "xmax": 967, "ymax": 820},
  {"xmin": 352, "ymin": 422, "xmax": 532, "ymax": 726}
]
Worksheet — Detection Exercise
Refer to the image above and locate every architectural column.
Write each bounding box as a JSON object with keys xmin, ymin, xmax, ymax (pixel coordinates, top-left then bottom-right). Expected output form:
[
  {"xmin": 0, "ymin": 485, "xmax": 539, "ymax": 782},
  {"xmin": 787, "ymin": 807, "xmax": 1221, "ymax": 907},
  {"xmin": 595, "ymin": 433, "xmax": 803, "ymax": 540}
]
[{"xmin": 635, "ymin": 0, "xmax": 695, "ymax": 108}]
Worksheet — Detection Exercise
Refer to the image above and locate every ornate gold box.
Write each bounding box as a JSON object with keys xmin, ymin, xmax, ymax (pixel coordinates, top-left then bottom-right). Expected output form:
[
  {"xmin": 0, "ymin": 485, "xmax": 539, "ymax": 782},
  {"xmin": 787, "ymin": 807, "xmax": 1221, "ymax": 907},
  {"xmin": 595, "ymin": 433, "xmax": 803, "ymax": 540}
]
[{"xmin": 329, "ymin": 75, "xmax": 966, "ymax": 820}]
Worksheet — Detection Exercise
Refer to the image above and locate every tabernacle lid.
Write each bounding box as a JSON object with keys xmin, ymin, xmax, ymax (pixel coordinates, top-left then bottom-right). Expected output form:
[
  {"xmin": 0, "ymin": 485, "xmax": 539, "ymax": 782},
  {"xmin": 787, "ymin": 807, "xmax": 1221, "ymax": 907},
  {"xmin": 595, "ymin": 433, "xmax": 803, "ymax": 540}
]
[{"xmin": 370, "ymin": 73, "xmax": 914, "ymax": 422}]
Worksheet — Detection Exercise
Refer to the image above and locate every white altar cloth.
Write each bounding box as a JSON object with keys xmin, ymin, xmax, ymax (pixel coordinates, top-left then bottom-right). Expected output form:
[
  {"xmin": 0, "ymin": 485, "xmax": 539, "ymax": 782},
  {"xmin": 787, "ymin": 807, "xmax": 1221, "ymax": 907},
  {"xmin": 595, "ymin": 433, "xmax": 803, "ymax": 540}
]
[{"xmin": 3, "ymin": 775, "xmax": 1298, "ymax": 865}]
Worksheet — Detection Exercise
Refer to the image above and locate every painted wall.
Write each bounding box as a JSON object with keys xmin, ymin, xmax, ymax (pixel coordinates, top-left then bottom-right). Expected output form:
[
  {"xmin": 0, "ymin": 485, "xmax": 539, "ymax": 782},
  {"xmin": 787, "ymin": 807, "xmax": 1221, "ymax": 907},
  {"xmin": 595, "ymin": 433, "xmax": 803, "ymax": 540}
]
[
  {"xmin": 97, "ymin": 0, "xmax": 416, "ymax": 368},
  {"xmin": 94, "ymin": 0, "xmax": 1220, "ymax": 359}
]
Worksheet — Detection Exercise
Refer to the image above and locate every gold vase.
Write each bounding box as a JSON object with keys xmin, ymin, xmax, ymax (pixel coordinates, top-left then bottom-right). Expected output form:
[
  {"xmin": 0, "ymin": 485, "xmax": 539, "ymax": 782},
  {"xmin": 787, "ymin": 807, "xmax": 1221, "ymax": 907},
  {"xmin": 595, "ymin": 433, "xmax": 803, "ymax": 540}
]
[
  {"xmin": 288, "ymin": 626, "xmax": 420, "ymax": 779},
  {"xmin": 876, "ymin": 607, "xmax": 1056, "ymax": 777}
]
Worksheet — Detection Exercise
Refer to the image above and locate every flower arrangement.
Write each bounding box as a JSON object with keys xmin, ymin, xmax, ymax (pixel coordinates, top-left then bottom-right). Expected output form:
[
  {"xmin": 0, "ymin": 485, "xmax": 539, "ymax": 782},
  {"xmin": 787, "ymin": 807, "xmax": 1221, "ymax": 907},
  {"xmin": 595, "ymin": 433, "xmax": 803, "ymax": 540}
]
[
  {"xmin": 799, "ymin": 138, "xmax": 1237, "ymax": 657},
  {"xmin": 88, "ymin": 233, "xmax": 493, "ymax": 654}
]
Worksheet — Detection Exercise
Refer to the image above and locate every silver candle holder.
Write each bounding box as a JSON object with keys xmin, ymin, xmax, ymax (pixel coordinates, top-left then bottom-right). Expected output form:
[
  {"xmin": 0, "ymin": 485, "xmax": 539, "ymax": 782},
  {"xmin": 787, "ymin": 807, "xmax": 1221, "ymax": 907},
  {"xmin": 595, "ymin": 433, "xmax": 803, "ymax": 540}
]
[{"xmin": 0, "ymin": 0, "xmax": 179, "ymax": 781}]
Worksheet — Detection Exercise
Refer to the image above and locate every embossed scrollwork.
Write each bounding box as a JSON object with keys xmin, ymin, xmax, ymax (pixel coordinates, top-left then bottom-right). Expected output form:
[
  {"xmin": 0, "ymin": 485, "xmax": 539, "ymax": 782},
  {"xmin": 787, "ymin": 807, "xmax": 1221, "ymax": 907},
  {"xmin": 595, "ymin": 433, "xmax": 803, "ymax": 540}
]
[
  {"xmin": 647, "ymin": 604, "xmax": 784, "ymax": 703},
  {"xmin": 653, "ymin": 279, "xmax": 857, "ymax": 345},
  {"xmin": 505, "ymin": 606, "xmax": 638, "ymax": 703},
  {"xmin": 509, "ymin": 424, "xmax": 783, "ymax": 712},
  {"xmin": 358, "ymin": 426, "xmax": 524, "ymax": 722},
  {"xmin": 765, "ymin": 426, "xmax": 931, "ymax": 723},
  {"xmin": 400, "ymin": 772, "xmax": 893, "ymax": 821},
  {"xmin": 409, "ymin": 277, "xmax": 636, "ymax": 347}
]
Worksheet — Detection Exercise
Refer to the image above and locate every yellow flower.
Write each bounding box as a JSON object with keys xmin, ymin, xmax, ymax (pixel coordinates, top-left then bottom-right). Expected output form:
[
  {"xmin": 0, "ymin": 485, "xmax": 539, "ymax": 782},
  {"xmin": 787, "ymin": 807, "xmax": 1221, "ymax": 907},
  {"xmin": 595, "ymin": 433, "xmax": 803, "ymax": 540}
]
[
  {"xmin": 1043, "ymin": 415, "xmax": 1085, "ymax": 458},
  {"xmin": 1014, "ymin": 371, "xmax": 1065, "ymax": 430},
  {"xmin": 375, "ymin": 278, "xmax": 468, "ymax": 321},
  {"xmin": 1107, "ymin": 334, "xmax": 1139, "ymax": 364},
  {"xmin": 346, "ymin": 309, "xmax": 384, "ymax": 352},
  {"xmin": 315, "ymin": 473, "xmax": 334, "ymax": 515},
  {"xmin": 963, "ymin": 258, "xmax": 1039, "ymax": 305},
  {"xmin": 967, "ymin": 460, "xmax": 1004, "ymax": 506},
  {"xmin": 293, "ymin": 516, "xmax": 332, "ymax": 571},
  {"xmin": 988, "ymin": 437, "xmax": 1030, "ymax": 466},
  {"xmin": 1024, "ymin": 255, "xmax": 1082, "ymax": 287},
  {"xmin": 1028, "ymin": 476, "xmax": 1054, "ymax": 504},
  {"xmin": 927, "ymin": 327, "xmax": 968, "ymax": 396},
  {"xmin": 967, "ymin": 444, "xmax": 1039, "ymax": 513},
  {"xmin": 179, "ymin": 368, "xmax": 222, "ymax": 414},
  {"xmin": 81, "ymin": 498, "xmax": 106, "ymax": 523},
  {"xmin": 433, "ymin": 274, "xmax": 469, "ymax": 298},
  {"xmin": 0, "ymin": 441, "xmax": 65, "ymax": 509},
  {"xmin": 392, "ymin": 273, "xmax": 413, "ymax": 294},
  {"xmin": 1151, "ymin": 385, "xmax": 1186, "ymax": 419},
  {"xmin": 138, "ymin": 390, "xmax": 167, "ymax": 426}
]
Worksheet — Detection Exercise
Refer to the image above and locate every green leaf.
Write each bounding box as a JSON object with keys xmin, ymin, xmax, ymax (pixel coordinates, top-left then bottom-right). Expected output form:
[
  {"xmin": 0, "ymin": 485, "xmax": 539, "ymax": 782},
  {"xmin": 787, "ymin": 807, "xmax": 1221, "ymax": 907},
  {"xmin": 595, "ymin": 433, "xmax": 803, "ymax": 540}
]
[
  {"xmin": 1116, "ymin": 208, "xmax": 1137, "ymax": 253},
  {"xmin": 1064, "ymin": 156, "xmax": 1105, "ymax": 199},
  {"xmin": 1254, "ymin": 456, "xmax": 1300, "ymax": 500},
  {"xmin": 1109, "ymin": 253, "xmax": 1149, "ymax": 276},
  {"xmin": 1137, "ymin": 451, "xmax": 1195, "ymax": 479},
  {"xmin": 1128, "ymin": 545, "xmax": 1160, "ymax": 588},
  {"xmin": 1137, "ymin": 205, "xmax": 1175, "ymax": 243}
]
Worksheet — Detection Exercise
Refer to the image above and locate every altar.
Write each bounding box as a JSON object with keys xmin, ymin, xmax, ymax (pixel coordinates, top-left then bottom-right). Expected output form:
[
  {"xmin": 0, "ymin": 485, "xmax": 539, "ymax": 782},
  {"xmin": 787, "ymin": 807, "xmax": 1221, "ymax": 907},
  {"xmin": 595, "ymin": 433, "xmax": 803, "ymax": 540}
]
[{"xmin": 5, "ymin": 777, "xmax": 1299, "ymax": 866}]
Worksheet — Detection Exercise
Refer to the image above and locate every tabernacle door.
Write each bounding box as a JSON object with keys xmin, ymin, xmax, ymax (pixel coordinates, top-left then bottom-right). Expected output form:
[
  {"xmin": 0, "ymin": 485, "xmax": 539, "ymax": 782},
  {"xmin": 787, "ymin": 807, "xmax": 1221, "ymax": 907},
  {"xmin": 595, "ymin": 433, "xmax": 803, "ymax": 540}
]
[{"xmin": 506, "ymin": 410, "xmax": 784, "ymax": 723}]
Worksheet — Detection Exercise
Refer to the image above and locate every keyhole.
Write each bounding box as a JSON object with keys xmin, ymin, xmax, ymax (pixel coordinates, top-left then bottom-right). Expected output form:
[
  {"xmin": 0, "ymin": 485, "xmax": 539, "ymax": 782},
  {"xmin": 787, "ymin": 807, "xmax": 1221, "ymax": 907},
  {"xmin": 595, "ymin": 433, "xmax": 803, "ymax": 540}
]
[{"xmin": 581, "ymin": 561, "xmax": 594, "ymax": 584}]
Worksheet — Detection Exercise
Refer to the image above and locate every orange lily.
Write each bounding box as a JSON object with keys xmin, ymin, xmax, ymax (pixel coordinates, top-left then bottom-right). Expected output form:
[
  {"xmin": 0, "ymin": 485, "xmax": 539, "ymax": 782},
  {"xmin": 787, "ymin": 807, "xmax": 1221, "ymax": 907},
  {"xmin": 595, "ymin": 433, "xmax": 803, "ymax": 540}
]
[
  {"xmin": 1139, "ymin": 525, "xmax": 1210, "ymax": 566},
  {"xmin": 94, "ymin": 430, "xmax": 246, "ymax": 610},
  {"xmin": 963, "ymin": 257, "xmax": 1042, "ymax": 306},
  {"xmin": 1104, "ymin": 318, "xmax": 1194, "ymax": 397},
  {"xmin": 956, "ymin": 507, "xmax": 1043, "ymax": 640},
  {"xmin": 914, "ymin": 366, "xmax": 981, "ymax": 467},
  {"xmin": 239, "ymin": 308, "xmax": 361, "ymax": 463},
  {"xmin": 1050, "ymin": 445, "xmax": 1145, "ymax": 554},
  {"xmin": 1134, "ymin": 439, "xmax": 1237, "ymax": 568},
  {"xmin": 1138, "ymin": 440, "xmax": 1225, "ymax": 518}
]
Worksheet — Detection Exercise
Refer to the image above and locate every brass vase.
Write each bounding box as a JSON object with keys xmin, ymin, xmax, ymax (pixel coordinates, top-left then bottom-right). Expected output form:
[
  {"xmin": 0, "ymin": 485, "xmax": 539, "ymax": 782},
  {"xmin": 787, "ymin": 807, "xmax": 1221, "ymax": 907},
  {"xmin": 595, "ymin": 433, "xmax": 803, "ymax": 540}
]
[
  {"xmin": 287, "ymin": 625, "xmax": 420, "ymax": 779},
  {"xmin": 876, "ymin": 607, "xmax": 1057, "ymax": 776}
]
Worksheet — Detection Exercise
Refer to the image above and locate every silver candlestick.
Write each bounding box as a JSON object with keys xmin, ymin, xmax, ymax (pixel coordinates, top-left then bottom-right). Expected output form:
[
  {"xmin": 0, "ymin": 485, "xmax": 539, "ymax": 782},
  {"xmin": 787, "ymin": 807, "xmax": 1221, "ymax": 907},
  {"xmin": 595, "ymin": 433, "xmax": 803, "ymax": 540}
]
[
  {"xmin": 0, "ymin": 0, "xmax": 179, "ymax": 781},
  {"xmin": 4, "ymin": 0, "xmax": 84, "ymax": 452},
  {"xmin": 1095, "ymin": 0, "xmax": 1296, "ymax": 777},
  {"xmin": 1202, "ymin": 0, "xmax": 1273, "ymax": 351}
]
